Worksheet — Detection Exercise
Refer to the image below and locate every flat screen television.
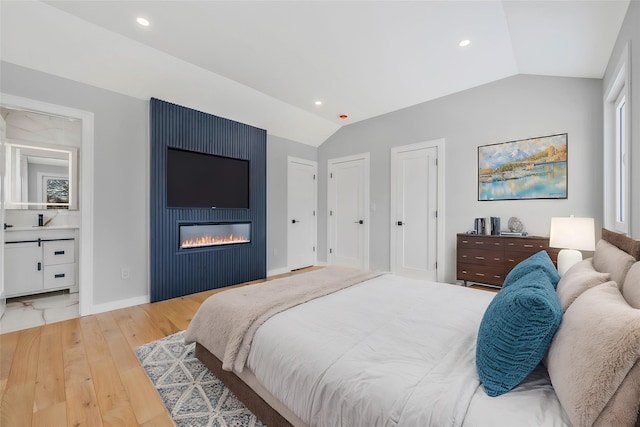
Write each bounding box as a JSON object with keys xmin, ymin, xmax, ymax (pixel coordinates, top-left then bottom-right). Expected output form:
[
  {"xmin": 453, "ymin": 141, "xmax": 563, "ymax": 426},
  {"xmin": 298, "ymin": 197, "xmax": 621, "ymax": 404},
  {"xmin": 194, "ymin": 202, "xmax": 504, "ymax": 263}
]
[{"xmin": 166, "ymin": 147, "xmax": 249, "ymax": 208}]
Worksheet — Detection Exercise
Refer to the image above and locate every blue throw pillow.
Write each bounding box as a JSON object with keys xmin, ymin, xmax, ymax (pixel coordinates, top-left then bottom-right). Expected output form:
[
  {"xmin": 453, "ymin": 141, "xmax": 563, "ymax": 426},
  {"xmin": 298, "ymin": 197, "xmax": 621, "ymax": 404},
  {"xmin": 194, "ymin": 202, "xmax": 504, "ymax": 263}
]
[
  {"xmin": 476, "ymin": 268, "xmax": 563, "ymax": 397},
  {"xmin": 503, "ymin": 250, "xmax": 560, "ymax": 289}
]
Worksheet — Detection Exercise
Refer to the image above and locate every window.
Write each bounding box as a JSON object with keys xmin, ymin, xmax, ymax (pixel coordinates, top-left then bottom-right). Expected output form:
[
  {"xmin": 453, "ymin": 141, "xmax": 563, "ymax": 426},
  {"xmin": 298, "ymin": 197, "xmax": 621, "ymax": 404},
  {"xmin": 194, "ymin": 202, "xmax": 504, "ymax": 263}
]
[
  {"xmin": 604, "ymin": 43, "xmax": 630, "ymax": 234},
  {"xmin": 615, "ymin": 91, "xmax": 626, "ymax": 225}
]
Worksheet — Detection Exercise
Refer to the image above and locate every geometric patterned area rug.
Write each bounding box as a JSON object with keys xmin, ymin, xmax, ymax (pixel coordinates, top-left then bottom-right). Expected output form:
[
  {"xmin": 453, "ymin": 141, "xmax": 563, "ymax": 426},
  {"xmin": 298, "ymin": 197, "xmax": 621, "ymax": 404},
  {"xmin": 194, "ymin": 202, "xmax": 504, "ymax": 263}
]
[{"xmin": 135, "ymin": 331, "xmax": 266, "ymax": 427}]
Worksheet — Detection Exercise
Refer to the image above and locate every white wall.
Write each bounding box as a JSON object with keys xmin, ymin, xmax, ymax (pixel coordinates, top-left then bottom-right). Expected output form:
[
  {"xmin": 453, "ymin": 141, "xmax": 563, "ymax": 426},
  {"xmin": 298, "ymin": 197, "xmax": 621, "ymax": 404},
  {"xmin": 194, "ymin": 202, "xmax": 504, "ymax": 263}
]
[
  {"xmin": 317, "ymin": 74, "xmax": 604, "ymax": 283},
  {"xmin": 0, "ymin": 63, "xmax": 612, "ymax": 299},
  {"xmin": 1, "ymin": 61, "xmax": 317, "ymax": 308},
  {"xmin": 1, "ymin": 61, "xmax": 149, "ymax": 306},
  {"xmin": 603, "ymin": 1, "xmax": 640, "ymax": 238}
]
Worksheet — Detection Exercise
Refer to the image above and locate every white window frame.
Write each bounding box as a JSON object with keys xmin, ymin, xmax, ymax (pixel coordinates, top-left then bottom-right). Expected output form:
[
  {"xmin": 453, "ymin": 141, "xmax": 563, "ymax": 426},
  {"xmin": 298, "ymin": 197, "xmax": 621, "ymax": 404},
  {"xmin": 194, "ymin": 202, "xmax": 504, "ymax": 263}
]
[
  {"xmin": 614, "ymin": 91, "xmax": 627, "ymax": 225},
  {"xmin": 604, "ymin": 43, "xmax": 631, "ymax": 234}
]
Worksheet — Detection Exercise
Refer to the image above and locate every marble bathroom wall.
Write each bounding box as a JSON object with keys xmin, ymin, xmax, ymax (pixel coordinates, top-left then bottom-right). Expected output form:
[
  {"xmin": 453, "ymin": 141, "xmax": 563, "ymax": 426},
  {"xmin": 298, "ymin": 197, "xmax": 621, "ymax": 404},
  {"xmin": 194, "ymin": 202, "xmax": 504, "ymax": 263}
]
[{"xmin": 1, "ymin": 107, "xmax": 81, "ymax": 147}]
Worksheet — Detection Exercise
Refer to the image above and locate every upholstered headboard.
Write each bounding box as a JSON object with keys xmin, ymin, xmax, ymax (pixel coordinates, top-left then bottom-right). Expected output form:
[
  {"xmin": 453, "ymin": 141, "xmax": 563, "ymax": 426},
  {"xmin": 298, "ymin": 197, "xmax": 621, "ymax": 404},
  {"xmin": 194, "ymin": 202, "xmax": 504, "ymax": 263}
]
[{"xmin": 601, "ymin": 228, "xmax": 640, "ymax": 260}]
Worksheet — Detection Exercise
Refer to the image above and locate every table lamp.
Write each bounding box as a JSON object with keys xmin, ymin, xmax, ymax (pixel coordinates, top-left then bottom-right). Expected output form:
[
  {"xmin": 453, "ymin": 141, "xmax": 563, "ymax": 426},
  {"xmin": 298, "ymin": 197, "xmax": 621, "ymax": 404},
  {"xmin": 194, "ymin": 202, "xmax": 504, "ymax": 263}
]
[{"xmin": 549, "ymin": 216, "xmax": 596, "ymax": 276}]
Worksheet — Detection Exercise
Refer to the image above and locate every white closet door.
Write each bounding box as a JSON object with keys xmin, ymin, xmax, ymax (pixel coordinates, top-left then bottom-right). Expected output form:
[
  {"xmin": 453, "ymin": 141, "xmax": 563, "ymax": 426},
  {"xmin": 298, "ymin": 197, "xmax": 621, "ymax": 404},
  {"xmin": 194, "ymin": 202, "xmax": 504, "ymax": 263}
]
[
  {"xmin": 328, "ymin": 154, "xmax": 369, "ymax": 269},
  {"xmin": 391, "ymin": 143, "xmax": 439, "ymax": 281},
  {"xmin": 287, "ymin": 158, "xmax": 317, "ymax": 270}
]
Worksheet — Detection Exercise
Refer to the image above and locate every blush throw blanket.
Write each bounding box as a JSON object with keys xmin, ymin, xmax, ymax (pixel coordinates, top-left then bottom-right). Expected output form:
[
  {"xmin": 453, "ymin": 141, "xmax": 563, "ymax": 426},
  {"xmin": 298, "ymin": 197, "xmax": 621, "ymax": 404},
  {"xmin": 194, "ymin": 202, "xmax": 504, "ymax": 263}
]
[{"xmin": 184, "ymin": 266, "xmax": 381, "ymax": 373}]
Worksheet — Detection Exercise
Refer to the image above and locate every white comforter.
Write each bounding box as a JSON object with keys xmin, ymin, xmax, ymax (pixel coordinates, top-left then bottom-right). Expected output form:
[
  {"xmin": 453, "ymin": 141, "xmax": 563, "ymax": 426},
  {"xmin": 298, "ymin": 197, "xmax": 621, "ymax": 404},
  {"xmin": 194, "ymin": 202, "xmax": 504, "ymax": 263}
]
[{"xmin": 246, "ymin": 274, "xmax": 571, "ymax": 427}]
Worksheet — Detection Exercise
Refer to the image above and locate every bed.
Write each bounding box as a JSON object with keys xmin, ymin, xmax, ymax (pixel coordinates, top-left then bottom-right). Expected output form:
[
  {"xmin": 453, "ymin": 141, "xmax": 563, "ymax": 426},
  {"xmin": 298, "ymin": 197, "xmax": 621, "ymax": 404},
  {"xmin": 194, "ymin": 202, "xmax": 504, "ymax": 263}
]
[{"xmin": 185, "ymin": 229, "xmax": 640, "ymax": 427}]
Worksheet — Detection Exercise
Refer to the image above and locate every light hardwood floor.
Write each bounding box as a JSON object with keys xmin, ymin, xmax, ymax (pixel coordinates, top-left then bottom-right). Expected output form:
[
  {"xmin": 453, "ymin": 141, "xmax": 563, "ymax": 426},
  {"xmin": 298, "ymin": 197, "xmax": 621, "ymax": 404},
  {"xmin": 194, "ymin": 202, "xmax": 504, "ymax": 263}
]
[{"xmin": 0, "ymin": 267, "xmax": 320, "ymax": 427}]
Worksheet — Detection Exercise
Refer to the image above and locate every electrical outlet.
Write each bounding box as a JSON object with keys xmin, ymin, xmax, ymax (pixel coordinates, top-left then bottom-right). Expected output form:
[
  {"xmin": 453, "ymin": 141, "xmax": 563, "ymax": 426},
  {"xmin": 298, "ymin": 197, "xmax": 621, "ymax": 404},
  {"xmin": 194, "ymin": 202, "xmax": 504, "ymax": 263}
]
[{"xmin": 121, "ymin": 267, "xmax": 130, "ymax": 280}]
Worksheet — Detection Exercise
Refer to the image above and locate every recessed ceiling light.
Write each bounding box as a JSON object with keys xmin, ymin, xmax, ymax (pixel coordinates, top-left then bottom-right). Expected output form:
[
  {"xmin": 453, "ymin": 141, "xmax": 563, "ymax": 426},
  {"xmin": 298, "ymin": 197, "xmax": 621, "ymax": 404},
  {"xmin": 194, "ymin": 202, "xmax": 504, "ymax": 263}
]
[
  {"xmin": 315, "ymin": 100, "xmax": 322, "ymax": 106},
  {"xmin": 137, "ymin": 17, "xmax": 150, "ymax": 27},
  {"xmin": 459, "ymin": 39, "xmax": 471, "ymax": 47},
  {"xmin": 339, "ymin": 114, "xmax": 348, "ymax": 120}
]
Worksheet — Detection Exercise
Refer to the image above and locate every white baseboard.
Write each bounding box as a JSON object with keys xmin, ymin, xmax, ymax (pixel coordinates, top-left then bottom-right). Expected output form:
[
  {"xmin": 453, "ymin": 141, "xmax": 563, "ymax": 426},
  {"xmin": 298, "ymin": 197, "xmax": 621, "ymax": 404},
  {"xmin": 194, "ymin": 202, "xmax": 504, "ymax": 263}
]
[
  {"xmin": 82, "ymin": 295, "xmax": 150, "ymax": 316},
  {"xmin": 268, "ymin": 263, "xmax": 331, "ymax": 277},
  {"xmin": 81, "ymin": 265, "xmax": 332, "ymax": 315},
  {"xmin": 0, "ymin": 291, "xmax": 5, "ymax": 320},
  {"xmin": 267, "ymin": 267, "xmax": 291, "ymax": 277}
]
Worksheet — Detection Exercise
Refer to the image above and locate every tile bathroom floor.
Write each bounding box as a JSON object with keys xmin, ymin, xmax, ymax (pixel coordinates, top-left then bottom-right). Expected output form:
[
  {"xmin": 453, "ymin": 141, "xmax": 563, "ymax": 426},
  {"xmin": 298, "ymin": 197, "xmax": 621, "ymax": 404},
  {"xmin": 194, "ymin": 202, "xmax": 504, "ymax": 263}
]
[{"xmin": 0, "ymin": 290, "xmax": 79, "ymax": 334}]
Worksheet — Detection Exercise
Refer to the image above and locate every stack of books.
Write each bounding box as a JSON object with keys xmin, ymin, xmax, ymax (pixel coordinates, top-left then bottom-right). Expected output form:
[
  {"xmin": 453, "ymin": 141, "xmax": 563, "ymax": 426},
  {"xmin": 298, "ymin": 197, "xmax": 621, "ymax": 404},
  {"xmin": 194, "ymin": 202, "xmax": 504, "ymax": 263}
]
[{"xmin": 500, "ymin": 231, "xmax": 529, "ymax": 236}]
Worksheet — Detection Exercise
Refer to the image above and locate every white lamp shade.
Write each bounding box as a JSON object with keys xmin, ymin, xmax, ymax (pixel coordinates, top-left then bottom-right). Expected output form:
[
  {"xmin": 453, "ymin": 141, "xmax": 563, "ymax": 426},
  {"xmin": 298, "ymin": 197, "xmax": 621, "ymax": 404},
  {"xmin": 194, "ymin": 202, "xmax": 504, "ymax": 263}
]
[{"xmin": 549, "ymin": 217, "xmax": 596, "ymax": 251}]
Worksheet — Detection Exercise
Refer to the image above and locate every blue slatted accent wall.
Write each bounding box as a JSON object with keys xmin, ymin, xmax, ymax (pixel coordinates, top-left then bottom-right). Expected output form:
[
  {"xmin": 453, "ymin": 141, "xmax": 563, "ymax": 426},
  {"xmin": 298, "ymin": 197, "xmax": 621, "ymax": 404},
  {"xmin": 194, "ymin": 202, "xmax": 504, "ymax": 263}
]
[{"xmin": 150, "ymin": 98, "xmax": 267, "ymax": 302}]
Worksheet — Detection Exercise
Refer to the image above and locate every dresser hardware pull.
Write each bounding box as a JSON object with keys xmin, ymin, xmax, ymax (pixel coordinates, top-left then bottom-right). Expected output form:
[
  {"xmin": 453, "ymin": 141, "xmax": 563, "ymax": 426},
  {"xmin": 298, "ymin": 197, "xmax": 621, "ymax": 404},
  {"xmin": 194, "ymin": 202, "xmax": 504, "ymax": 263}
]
[
  {"xmin": 54, "ymin": 250, "xmax": 65, "ymax": 255},
  {"xmin": 475, "ymin": 242, "xmax": 484, "ymax": 245},
  {"xmin": 475, "ymin": 256, "xmax": 485, "ymax": 260},
  {"xmin": 524, "ymin": 244, "xmax": 533, "ymax": 248},
  {"xmin": 475, "ymin": 273, "xmax": 485, "ymax": 277},
  {"xmin": 54, "ymin": 273, "xmax": 66, "ymax": 278}
]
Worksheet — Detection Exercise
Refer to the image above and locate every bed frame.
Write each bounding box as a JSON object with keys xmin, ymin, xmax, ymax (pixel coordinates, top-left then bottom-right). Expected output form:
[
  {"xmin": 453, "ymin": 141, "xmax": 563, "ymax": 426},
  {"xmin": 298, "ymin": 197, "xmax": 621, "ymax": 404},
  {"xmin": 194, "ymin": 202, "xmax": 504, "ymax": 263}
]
[{"xmin": 195, "ymin": 343, "xmax": 293, "ymax": 426}]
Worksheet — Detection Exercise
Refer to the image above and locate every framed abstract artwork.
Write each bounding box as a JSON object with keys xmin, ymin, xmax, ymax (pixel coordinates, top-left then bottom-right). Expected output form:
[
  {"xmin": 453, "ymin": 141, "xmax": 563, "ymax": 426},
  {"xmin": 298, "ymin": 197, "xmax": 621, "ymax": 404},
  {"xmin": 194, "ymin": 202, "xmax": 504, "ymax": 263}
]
[{"xmin": 478, "ymin": 133, "xmax": 567, "ymax": 201}]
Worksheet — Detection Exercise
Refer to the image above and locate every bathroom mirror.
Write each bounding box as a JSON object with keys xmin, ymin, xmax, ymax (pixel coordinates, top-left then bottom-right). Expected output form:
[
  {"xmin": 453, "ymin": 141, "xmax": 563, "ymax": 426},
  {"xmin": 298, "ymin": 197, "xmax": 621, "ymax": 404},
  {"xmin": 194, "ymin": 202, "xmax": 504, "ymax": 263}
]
[{"xmin": 4, "ymin": 141, "xmax": 78, "ymax": 210}]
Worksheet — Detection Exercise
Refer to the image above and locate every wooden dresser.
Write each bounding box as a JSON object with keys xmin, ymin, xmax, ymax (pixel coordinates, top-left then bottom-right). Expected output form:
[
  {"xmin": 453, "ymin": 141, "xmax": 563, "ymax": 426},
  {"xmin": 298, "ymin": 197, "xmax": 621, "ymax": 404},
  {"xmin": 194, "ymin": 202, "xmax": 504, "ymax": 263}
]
[{"xmin": 456, "ymin": 233, "xmax": 559, "ymax": 287}]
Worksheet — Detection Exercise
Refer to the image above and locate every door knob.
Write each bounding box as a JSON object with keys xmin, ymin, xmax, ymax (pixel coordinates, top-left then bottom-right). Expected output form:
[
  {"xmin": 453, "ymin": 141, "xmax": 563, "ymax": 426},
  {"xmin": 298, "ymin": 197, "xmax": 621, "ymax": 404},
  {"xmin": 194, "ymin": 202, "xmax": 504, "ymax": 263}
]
[
  {"xmin": 397, "ymin": 221, "xmax": 405, "ymax": 226},
  {"xmin": 291, "ymin": 219, "xmax": 300, "ymax": 224},
  {"xmin": 354, "ymin": 220, "xmax": 364, "ymax": 224}
]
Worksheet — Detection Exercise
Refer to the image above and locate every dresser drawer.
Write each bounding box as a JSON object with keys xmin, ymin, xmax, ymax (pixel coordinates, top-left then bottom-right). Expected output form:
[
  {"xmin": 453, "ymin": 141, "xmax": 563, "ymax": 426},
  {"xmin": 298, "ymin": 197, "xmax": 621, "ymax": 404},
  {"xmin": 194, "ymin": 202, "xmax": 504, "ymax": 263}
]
[
  {"xmin": 504, "ymin": 249, "xmax": 560, "ymax": 272},
  {"xmin": 502, "ymin": 237, "xmax": 549, "ymax": 253},
  {"xmin": 43, "ymin": 240, "xmax": 75, "ymax": 266},
  {"xmin": 457, "ymin": 235, "xmax": 503, "ymax": 250},
  {"xmin": 458, "ymin": 248, "xmax": 503, "ymax": 265},
  {"xmin": 44, "ymin": 263, "xmax": 76, "ymax": 289},
  {"xmin": 457, "ymin": 263, "xmax": 505, "ymax": 286},
  {"xmin": 504, "ymin": 251, "xmax": 536, "ymax": 265}
]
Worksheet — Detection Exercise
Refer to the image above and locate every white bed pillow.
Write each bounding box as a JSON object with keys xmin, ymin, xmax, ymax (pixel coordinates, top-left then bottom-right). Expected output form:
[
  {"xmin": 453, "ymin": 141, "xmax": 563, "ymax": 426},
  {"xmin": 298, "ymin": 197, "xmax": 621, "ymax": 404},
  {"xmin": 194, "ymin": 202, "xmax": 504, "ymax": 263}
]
[
  {"xmin": 546, "ymin": 282, "xmax": 640, "ymax": 427},
  {"xmin": 622, "ymin": 262, "xmax": 640, "ymax": 309},
  {"xmin": 592, "ymin": 239, "xmax": 636, "ymax": 287},
  {"xmin": 555, "ymin": 258, "xmax": 610, "ymax": 312}
]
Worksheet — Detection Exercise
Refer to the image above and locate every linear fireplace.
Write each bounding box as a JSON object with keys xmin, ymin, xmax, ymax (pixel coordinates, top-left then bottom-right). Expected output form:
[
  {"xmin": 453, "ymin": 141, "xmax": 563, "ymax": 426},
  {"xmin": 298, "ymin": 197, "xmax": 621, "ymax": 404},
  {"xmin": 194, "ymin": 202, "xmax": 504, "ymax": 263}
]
[{"xmin": 179, "ymin": 222, "xmax": 251, "ymax": 250}]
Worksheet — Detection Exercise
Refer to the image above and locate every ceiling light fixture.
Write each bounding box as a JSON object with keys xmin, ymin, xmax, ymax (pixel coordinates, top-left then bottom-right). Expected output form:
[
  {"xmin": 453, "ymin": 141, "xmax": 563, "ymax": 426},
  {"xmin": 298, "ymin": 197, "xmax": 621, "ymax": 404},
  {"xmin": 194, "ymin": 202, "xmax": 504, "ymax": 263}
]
[
  {"xmin": 315, "ymin": 100, "xmax": 322, "ymax": 106},
  {"xmin": 459, "ymin": 39, "xmax": 471, "ymax": 47},
  {"xmin": 339, "ymin": 114, "xmax": 348, "ymax": 120},
  {"xmin": 137, "ymin": 17, "xmax": 150, "ymax": 27}
]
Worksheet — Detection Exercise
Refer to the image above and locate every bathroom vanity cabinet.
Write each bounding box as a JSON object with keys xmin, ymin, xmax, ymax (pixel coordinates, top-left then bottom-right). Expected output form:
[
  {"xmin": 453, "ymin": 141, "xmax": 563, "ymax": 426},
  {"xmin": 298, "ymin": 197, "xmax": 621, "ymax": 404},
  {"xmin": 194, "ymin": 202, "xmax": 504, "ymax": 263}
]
[{"xmin": 4, "ymin": 227, "xmax": 78, "ymax": 298}]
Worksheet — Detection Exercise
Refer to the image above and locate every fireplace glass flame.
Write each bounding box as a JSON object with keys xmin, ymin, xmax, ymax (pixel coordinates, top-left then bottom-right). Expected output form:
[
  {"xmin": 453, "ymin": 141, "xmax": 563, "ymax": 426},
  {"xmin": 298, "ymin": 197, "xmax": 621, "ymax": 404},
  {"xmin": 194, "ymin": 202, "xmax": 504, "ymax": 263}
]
[{"xmin": 179, "ymin": 222, "xmax": 250, "ymax": 249}]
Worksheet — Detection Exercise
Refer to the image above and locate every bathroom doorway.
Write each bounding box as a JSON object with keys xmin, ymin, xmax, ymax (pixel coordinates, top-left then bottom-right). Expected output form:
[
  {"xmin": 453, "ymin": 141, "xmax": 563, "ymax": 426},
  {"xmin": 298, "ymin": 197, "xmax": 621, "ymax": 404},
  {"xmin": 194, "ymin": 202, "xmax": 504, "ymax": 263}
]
[{"xmin": 0, "ymin": 94, "xmax": 94, "ymax": 332}]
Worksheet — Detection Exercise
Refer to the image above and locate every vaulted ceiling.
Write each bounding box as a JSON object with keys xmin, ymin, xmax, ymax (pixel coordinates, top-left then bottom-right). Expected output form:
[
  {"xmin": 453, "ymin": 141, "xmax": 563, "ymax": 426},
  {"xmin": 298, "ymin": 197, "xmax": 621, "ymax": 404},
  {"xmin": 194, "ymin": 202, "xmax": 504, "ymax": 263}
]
[{"xmin": 0, "ymin": 1, "xmax": 630, "ymax": 146}]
